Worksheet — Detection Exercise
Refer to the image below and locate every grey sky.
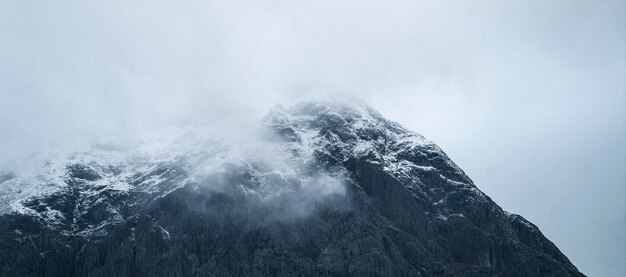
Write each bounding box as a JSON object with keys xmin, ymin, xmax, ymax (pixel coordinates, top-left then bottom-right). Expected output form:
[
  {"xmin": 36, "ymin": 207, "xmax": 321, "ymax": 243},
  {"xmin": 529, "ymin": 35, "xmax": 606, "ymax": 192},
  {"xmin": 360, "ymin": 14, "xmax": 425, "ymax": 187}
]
[{"xmin": 1, "ymin": 1, "xmax": 624, "ymax": 275}]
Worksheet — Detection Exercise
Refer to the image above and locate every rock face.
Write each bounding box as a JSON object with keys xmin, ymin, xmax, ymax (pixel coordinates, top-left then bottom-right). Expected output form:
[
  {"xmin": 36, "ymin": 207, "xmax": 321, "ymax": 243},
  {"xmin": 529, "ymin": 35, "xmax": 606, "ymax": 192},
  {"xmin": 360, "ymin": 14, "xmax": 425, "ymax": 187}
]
[{"xmin": 0, "ymin": 102, "xmax": 584, "ymax": 276}]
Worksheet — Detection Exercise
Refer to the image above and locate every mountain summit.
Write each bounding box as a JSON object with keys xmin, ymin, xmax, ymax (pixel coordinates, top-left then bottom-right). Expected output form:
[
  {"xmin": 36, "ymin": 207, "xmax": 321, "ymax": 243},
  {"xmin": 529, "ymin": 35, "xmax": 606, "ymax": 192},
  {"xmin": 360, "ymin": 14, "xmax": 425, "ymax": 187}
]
[{"xmin": 0, "ymin": 101, "xmax": 583, "ymax": 276}]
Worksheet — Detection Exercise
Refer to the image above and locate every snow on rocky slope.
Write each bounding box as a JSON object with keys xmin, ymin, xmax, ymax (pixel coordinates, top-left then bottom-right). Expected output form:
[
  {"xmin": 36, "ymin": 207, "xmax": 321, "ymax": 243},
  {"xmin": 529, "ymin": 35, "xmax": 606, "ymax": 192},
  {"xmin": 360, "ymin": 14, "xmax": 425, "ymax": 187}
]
[{"xmin": 0, "ymin": 101, "xmax": 584, "ymax": 276}]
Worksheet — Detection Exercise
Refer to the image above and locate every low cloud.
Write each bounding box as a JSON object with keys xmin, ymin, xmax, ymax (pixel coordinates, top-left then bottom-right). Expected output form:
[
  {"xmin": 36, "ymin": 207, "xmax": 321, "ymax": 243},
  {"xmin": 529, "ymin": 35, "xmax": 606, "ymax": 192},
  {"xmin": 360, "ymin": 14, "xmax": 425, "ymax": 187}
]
[{"xmin": 0, "ymin": 1, "xmax": 624, "ymax": 275}]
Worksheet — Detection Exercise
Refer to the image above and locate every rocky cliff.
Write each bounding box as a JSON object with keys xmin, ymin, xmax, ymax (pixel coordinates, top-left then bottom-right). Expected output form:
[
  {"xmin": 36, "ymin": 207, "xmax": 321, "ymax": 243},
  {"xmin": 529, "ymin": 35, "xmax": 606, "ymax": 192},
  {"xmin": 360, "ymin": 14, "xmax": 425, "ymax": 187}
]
[{"xmin": 0, "ymin": 102, "xmax": 584, "ymax": 276}]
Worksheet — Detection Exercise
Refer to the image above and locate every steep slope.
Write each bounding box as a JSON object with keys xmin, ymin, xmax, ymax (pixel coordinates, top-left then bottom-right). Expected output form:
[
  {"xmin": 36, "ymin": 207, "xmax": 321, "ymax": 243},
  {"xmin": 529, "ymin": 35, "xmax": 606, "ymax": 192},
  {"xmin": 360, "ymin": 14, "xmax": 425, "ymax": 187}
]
[{"xmin": 0, "ymin": 101, "xmax": 584, "ymax": 276}]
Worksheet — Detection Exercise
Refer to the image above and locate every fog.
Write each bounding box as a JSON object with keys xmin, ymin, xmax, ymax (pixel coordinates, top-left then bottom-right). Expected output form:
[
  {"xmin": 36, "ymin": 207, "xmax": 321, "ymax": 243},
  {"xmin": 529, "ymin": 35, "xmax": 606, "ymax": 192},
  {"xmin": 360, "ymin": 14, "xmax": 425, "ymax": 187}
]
[{"xmin": 1, "ymin": 1, "xmax": 624, "ymax": 275}]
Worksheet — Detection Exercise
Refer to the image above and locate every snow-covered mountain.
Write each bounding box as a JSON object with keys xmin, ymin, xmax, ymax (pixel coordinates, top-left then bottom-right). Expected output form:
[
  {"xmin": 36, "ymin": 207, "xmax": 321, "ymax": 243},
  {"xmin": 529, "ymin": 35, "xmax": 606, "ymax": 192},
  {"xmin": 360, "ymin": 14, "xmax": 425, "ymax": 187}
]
[{"xmin": 0, "ymin": 101, "xmax": 584, "ymax": 276}]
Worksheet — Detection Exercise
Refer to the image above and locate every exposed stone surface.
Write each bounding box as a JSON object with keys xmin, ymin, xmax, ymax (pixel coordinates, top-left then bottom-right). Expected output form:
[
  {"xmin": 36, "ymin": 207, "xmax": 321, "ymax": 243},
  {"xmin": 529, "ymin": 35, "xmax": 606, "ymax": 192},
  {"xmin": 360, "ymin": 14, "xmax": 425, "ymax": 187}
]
[{"xmin": 0, "ymin": 102, "xmax": 584, "ymax": 276}]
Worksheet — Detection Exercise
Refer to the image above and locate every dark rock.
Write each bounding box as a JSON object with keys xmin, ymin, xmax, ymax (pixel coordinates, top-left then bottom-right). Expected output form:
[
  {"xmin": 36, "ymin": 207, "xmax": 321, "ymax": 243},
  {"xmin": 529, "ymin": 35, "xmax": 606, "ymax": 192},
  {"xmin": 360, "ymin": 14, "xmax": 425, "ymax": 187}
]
[{"xmin": 0, "ymin": 101, "xmax": 584, "ymax": 277}]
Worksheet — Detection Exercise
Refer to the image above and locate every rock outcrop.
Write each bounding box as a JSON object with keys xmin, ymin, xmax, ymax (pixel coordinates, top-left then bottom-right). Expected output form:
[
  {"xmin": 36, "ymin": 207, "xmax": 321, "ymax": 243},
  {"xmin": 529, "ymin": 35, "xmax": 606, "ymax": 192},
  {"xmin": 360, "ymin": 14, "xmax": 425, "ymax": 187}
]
[{"xmin": 0, "ymin": 102, "xmax": 584, "ymax": 276}]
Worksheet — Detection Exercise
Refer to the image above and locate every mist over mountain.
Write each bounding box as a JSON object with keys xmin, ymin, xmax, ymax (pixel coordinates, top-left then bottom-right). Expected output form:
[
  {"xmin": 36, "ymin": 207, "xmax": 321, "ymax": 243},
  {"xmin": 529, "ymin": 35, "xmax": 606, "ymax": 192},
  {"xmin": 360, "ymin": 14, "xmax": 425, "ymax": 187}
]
[
  {"xmin": 1, "ymin": 1, "xmax": 624, "ymax": 276},
  {"xmin": 0, "ymin": 101, "xmax": 584, "ymax": 276}
]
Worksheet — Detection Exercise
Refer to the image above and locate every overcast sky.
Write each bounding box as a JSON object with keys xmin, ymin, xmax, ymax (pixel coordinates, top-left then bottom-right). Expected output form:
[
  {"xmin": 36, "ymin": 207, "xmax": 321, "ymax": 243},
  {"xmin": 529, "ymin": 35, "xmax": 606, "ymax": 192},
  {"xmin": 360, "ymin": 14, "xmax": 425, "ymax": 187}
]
[{"xmin": 1, "ymin": 1, "xmax": 624, "ymax": 275}]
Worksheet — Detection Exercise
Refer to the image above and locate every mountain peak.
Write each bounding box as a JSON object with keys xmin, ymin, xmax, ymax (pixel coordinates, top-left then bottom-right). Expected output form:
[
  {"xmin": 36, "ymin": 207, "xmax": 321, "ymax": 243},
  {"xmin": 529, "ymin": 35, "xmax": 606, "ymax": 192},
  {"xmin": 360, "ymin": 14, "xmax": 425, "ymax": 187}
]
[
  {"xmin": 264, "ymin": 100, "xmax": 381, "ymax": 128},
  {"xmin": 0, "ymin": 101, "xmax": 584, "ymax": 276}
]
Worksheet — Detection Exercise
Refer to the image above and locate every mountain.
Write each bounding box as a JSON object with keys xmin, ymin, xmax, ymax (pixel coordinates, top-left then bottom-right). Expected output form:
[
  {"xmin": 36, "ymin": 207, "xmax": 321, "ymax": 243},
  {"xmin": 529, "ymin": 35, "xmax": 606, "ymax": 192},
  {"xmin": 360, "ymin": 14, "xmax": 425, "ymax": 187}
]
[{"xmin": 0, "ymin": 101, "xmax": 584, "ymax": 276}]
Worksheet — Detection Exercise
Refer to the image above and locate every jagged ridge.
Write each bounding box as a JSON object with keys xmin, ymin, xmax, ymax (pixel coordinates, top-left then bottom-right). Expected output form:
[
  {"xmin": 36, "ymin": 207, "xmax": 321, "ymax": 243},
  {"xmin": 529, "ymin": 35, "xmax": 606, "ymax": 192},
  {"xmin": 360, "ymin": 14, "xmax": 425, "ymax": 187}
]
[{"xmin": 0, "ymin": 101, "xmax": 584, "ymax": 276}]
